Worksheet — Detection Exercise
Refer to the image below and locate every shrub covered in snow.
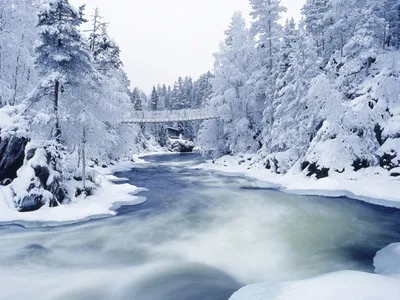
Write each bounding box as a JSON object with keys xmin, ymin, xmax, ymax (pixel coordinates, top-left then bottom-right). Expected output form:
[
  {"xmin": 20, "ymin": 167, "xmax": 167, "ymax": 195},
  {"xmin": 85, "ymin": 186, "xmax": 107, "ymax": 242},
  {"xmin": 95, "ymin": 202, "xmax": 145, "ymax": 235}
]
[{"xmin": 11, "ymin": 141, "xmax": 68, "ymax": 212}]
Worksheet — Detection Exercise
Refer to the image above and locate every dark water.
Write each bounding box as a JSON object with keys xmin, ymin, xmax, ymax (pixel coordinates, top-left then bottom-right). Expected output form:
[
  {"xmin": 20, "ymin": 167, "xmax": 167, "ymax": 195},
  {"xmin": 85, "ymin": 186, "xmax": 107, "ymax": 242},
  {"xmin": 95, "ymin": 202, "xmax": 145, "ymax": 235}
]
[{"xmin": 1, "ymin": 153, "xmax": 400, "ymax": 300}]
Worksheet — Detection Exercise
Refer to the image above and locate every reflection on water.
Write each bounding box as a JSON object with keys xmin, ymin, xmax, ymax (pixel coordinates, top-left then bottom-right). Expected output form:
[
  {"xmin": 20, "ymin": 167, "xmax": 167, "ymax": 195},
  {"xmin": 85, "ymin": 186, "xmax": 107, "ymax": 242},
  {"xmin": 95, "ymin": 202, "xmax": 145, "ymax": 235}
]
[{"xmin": 1, "ymin": 153, "xmax": 400, "ymax": 300}]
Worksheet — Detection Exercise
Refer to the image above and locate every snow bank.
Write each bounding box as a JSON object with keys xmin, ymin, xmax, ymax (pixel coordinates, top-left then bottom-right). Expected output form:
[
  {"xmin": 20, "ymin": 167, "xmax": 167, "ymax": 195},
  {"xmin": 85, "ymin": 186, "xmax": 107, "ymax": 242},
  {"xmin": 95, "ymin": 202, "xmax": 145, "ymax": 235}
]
[
  {"xmin": 197, "ymin": 154, "xmax": 400, "ymax": 208},
  {"xmin": 374, "ymin": 243, "xmax": 400, "ymax": 277},
  {"xmin": 231, "ymin": 242, "xmax": 400, "ymax": 300},
  {"xmin": 229, "ymin": 271, "xmax": 400, "ymax": 300},
  {"xmin": 0, "ymin": 161, "xmax": 145, "ymax": 226}
]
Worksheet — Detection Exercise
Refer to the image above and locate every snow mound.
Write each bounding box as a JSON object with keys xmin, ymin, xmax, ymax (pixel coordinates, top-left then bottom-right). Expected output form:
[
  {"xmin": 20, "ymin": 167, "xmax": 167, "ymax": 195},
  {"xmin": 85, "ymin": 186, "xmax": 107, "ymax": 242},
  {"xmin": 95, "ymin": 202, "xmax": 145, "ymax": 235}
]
[
  {"xmin": 0, "ymin": 161, "xmax": 146, "ymax": 226},
  {"xmin": 229, "ymin": 271, "xmax": 400, "ymax": 300},
  {"xmin": 374, "ymin": 243, "xmax": 400, "ymax": 277}
]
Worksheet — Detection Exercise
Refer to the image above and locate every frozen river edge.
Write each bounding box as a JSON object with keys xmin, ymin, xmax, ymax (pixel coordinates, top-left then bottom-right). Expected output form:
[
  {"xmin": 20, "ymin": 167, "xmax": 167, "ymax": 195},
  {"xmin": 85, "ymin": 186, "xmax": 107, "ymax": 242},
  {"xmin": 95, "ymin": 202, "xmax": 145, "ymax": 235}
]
[{"xmin": 195, "ymin": 154, "xmax": 400, "ymax": 209}]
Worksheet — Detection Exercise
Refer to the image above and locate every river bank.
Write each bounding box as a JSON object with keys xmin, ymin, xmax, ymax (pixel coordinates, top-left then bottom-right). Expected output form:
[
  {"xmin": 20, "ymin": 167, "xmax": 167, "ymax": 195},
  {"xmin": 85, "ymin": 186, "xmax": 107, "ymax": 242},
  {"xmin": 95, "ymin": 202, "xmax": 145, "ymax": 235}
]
[
  {"xmin": 0, "ymin": 160, "xmax": 145, "ymax": 225},
  {"xmin": 196, "ymin": 154, "xmax": 400, "ymax": 209}
]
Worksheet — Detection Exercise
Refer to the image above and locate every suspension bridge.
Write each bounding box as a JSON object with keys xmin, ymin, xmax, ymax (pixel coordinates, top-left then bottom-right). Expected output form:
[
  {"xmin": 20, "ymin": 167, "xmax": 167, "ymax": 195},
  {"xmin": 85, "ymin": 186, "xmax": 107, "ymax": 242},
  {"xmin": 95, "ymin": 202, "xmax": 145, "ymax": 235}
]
[{"xmin": 123, "ymin": 107, "xmax": 220, "ymax": 124}]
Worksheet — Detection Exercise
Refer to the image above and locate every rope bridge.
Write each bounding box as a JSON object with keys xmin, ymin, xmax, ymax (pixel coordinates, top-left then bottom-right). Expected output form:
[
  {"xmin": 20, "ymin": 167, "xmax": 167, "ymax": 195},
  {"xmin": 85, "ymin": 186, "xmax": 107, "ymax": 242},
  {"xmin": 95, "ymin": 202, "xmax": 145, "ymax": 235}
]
[{"xmin": 123, "ymin": 107, "xmax": 220, "ymax": 124}]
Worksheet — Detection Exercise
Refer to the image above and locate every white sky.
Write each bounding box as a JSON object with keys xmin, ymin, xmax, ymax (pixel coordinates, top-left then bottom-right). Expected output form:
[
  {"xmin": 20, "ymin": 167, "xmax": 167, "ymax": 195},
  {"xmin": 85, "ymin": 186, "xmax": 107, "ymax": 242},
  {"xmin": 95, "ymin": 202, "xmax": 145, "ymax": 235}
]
[{"xmin": 70, "ymin": 0, "xmax": 305, "ymax": 92}]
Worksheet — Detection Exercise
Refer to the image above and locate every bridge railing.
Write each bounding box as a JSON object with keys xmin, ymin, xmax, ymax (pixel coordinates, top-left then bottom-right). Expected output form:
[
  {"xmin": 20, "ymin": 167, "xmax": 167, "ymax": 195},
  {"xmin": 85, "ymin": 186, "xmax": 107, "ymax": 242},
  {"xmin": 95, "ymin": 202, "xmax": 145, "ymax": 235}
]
[{"xmin": 125, "ymin": 107, "xmax": 220, "ymax": 123}]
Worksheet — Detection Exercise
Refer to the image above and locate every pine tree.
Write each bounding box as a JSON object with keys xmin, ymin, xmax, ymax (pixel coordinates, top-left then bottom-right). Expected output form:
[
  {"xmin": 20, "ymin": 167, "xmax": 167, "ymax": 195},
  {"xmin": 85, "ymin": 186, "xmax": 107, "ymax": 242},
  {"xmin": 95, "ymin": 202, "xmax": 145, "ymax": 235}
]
[
  {"xmin": 199, "ymin": 12, "xmax": 259, "ymax": 155},
  {"xmin": 35, "ymin": 0, "xmax": 93, "ymax": 143},
  {"xmin": 343, "ymin": 0, "xmax": 385, "ymax": 69},
  {"xmin": 192, "ymin": 72, "xmax": 213, "ymax": 108},
  {"xmin": 327, "ymin": 0, "xmax": 359, "ymax": 57},
  {"xmin": 382, "ymin": 0, "xmax": 400, "ymax": 49},
  {"xmin": 165, "ymin": 85, "xmax": 172, "ymax": 109},
  {"xmin": 302, "ymin": 0, "xmax": 331, "ymax": 58},
  {"xmin": 88, "ymin": 8, "xmax": 122, "ymax": 72},
  {"xmin": 263, "ymin": 20, "xmax": 320, "ymax": 172},
  {"xmin": 0, "ymin": 0, "xmax": 38, "ymax": 106},
  {"xmin": 150, "ymin": 86, "xmax": 159, "ymax": 111},
  {"xmin": 156, "ymin": 84, "xmax": 166, "ymax": 110},
  {"xmin": 249, "ymin": 0, "xmax": 286, "ymax": 148},
  {"xmin": 132, "ymin": 87, "xmax": 143, "ymax": 111},
  {"xmin": 250, "ymin": 0, "xmax": 287, "ymax": 71}
]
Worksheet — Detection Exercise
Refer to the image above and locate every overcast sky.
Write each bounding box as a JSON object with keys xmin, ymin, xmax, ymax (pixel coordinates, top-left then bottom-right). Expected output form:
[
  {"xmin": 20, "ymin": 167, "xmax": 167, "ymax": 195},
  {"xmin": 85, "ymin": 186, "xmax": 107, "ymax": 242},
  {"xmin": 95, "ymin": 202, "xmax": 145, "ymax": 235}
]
[{"xmin": 70, "ymin": 0, "xmax": 305, "ymax": 92}]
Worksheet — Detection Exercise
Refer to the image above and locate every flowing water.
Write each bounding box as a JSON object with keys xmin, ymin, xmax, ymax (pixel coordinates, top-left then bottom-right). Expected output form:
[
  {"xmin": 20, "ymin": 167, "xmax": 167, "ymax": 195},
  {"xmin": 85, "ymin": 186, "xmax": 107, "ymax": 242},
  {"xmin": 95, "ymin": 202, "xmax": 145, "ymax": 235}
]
[{"xmin": 1, "ymin": 153, "xmax": 400, "ymax": 300}]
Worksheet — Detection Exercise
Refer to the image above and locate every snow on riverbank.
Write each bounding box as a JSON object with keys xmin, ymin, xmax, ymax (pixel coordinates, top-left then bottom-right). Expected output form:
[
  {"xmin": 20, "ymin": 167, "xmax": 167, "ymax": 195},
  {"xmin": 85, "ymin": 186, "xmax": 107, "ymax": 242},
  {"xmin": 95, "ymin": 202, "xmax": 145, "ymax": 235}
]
[
  {"xmin": 229, "ymin": 270, "xmax": 400, "ymax": 300},
  {"xmin": 0, "ymin": 160, "xmax": 145, "ymax": 225},
  {"xmin": 197, "ymin": 154, "xmax": 400, "ymax": 208},
  {"xmin": 230, "ymin": 242, "xmax": 400, "ymax": 300},
  {"xmin": 374, "ymin": 243, "xmax": 400, "ymax": 277}
]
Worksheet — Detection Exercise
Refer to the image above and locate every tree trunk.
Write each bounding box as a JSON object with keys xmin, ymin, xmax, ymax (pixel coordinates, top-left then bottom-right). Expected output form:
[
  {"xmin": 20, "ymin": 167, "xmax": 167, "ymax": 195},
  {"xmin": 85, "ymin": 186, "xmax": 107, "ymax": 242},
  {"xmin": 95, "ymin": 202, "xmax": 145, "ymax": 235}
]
[
  {"xmin": 81, "ymin": 128, "xmax": 87, "ymax": 191},
  {"xmin": 54, "ymin": 80, "xmax": 61, "ymax": 142},
  {"xmin": 82, "ymin": 145, "xmax": 86, "ymax": 191},
  {"xmin": 77, "ymin": 146, "xmax": 81, "ymax": 169},
  {"xmin": 268, "ymin": 16, "xmax": 273, "ymax": 71},
  {"xmin": 11, "ymin": 33, "xmax": 26, "ymax": 105},
  {"xmin": 397, "ymin": 5, "xmax": 400, "ymax": 50}
]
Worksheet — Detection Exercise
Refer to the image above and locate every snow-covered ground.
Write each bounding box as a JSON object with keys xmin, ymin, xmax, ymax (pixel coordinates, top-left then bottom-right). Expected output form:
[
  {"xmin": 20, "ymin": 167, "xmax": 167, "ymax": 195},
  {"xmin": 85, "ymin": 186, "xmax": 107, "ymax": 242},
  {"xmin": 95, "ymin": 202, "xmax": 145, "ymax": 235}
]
[
  {"xmin": 197, "ymin": 154, "xmax": 400, "ymax": 208},
  {"xmin": 230, "ymin": 242, "xmax": 400, "ymax": 300},
  {"xmin": 230, "ymin": 269, "xmax": 400, "ymax": 300},
  {"xmin": 0, "ymin": 160, "xmax": 146, "ymax": 226}
]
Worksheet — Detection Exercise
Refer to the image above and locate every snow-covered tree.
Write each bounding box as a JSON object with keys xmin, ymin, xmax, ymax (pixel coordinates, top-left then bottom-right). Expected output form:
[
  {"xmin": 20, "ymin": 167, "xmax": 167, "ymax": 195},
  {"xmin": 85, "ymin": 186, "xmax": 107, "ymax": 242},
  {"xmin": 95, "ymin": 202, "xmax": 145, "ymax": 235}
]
[
  {"xmin": 157, "ymin": 84, "xmax": 168, "ymax": 110},
  {"xmin": 88, "ymin": 8, "xmax": 122, "ymax": 72},
  {"xmin": 261, "ymin": 20, "xmax": 320, "ymax": 173},
  {"xmin": 302, "ymin": 0, "xmax": 331, "ymax": 58},
  {"xmin": 132, "ymin": 87, "xmax": 143, "ymax": 111},
  {"xmin": 150, "ymin": 86, "xmax": 159, "ymax": 111},
  {"xmin": 326, "ymin": 0, "xmax": 360, "ymax": 57},
  {"xmin": 250, "ymin": 0, "xmax": 287, "ymax": 71},
  {"xmin": 199, "ymin": 12, "xmax": 260, "ymax": 156},
  {"xmin": 86, "ymin": 10, "xmax": 144, "ymax": 161},
  {"xmin": 343, "ymin": 0, "xmax": 385, "ymax": 74},
  {"xmin": 382, "ymin": 0, "xmax": 400, "ymax": 49},
  {"xmin": 31, "ymin": 0, "xmax": 133, "ymax": 189},
  {"xmin": 0, "ymin": 0, "xmax": 38, "ymax": 106},
  {"xmin": 249, "ymin": 0, "xmax": 286, "ymax": 145},
  {"xmin": 192, "ymin": 72, "xmax": 213, "ymax": 108},
  {"xmin": 34, "ymin": 0, "xmax": 94, "ymax": 143}
]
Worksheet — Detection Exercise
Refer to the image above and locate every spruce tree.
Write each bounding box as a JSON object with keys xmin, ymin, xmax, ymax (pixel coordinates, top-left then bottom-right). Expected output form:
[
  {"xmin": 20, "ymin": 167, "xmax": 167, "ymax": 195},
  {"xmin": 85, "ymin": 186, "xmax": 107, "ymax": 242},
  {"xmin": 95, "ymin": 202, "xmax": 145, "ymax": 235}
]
[
  {"xmin": 132, "ymin": 87, "xmax": 143, "ymax": 111},
  {"xmin": 88, "ymin": 9, "xmax": 122, "ymax": 72},
  {"xmin": 250, "ymin": 0, "xmax": 287, "ymax": 71},
  {"xmin": 150, "ymin": 86, "xmax": 159, "ymax": 111},
  {"xmin": 302, "ymin": 0, "xmax": 331, "ymax": 58},
  {"xmin": 35, "ymin": 0, "xmax": 93, "ymax": 143}
]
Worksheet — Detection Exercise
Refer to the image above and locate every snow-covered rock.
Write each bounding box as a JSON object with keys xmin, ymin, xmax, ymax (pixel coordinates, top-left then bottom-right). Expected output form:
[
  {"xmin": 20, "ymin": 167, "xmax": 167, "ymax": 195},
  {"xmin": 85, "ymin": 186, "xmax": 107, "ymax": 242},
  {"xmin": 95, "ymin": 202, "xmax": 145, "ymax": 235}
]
[
  {"xmin": 168, "ymin": 139, "xmax": 195, "ymax": 153},
  {"xmin": 11, "ymin": 142, "xmax": 67, "ymax": 212},
  {"xmin": 0, "ymin": 105, "xmax": 30, "ymax": 184},
  {"xmin": 0, "ymin": 159, "xmax": 146, "ymax": 225},
  {"xmin": 0, "ymin": 136, "xmax": 28, "ymax": 184}
]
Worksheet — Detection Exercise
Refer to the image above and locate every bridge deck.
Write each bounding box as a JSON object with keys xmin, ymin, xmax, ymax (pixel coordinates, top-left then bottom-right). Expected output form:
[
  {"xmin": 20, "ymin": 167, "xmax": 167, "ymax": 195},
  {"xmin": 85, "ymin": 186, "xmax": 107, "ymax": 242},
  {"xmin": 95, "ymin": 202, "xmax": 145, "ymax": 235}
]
[{"xmin": 123, "ymin": 107, "xmax": 219, "ymax": 124}]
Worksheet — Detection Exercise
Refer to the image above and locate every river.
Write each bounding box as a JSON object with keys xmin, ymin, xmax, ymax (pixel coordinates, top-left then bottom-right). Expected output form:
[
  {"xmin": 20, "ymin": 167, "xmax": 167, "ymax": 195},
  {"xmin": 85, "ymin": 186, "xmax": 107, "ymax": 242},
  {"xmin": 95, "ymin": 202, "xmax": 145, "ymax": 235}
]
[{"xmin": 1, "ymin": 153, "xmax": 400, "ymax": 300}]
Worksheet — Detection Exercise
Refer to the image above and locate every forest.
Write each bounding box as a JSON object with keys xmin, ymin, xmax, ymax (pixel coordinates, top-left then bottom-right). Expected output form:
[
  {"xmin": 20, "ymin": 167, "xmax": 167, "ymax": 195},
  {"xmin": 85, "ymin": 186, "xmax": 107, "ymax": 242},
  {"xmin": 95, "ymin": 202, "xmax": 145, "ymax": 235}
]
[{"xmin": 0, "ymin": 0, "xmax": 399, "ymax": 214}]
